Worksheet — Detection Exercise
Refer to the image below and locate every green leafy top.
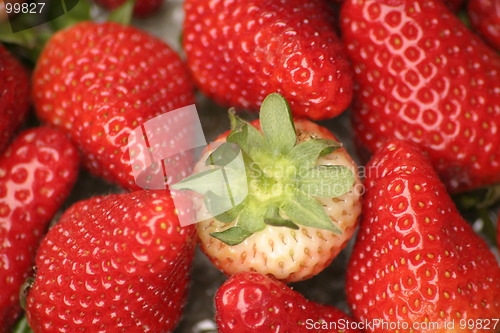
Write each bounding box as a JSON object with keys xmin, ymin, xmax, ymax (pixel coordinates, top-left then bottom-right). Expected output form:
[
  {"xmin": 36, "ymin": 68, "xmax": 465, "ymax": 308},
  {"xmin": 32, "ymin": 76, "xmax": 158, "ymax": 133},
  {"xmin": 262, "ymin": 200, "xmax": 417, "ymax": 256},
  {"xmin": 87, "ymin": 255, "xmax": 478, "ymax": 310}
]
[{"xmin": 172, "ymin": 93, "xmax": 355, "ymax": 245}]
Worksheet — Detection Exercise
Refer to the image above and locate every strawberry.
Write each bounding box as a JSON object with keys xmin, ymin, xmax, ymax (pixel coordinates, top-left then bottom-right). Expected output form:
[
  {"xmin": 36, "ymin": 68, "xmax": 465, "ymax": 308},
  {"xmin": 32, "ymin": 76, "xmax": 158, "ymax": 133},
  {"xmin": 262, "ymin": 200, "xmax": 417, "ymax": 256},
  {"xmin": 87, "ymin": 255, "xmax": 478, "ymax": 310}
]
[
  {"xmin": 183, "ymin": 0, "xmax": 353, "ymax": 120},
  {"xmin": 93, "ymin": 0, "xmax": 162, "ymax": 17},
  {"xmin": 340, "ymin": 0, "xmax": 500, "ymax": 193},
  {"xmin": 468, "ymin": 0, "xmax": 500, "ymax": 51},
  {"xmin": 33, "ymin": 21, "xmax": 195, "ymax": 191},
  {"xmin": 0, "ymin": 127, "xmax": 79, "ymax": 332},
  {"xmin": 0, "ymin": 45, "xmax": 30, "ymax": 154},
  {"xmin": 25, "ymin": 190, "xmax": 197, "ymax": 332},
  {"xmin": 346, "ymin": 140, "xmax": 500, "ymax": 333},
  {"xmin": 215, "ymin": 271, "xmax": 362, "ymax": 333},
  {"xmin": 173, "ymin": 93, "xmax": 362, "ymax": 282}
]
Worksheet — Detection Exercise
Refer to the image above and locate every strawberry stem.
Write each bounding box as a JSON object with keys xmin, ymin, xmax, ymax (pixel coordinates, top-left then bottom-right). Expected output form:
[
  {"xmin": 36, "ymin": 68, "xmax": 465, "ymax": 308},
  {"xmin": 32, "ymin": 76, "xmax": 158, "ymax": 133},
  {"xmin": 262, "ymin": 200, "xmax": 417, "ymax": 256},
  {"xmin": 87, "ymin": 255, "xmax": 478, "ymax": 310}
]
[{"xmin": 172, "ymin": 93, "xmax": 355, "ymax": 245}]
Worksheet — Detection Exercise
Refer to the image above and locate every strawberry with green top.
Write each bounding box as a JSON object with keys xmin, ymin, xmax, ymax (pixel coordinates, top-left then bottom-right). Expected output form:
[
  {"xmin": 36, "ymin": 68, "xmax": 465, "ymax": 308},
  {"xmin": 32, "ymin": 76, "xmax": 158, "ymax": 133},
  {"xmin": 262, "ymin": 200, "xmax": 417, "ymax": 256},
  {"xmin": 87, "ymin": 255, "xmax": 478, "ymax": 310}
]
[
  {"xmin": 0, "ymin": 127, "xmax": 79, "ymax": 332},
  {"xmin": 216, "ymin": 272, "xmax": 362, "ymax": 333},
  {"xmin": 173, "ymin": 93, "xmax": 362, "ymax": 282},
  {"xmin": 25, "ymin": 190, "xmax": 197, "ymax": 332},
  {"xmin": 347, "ymin": 140, "xmax": 500, "ymax": 333}
]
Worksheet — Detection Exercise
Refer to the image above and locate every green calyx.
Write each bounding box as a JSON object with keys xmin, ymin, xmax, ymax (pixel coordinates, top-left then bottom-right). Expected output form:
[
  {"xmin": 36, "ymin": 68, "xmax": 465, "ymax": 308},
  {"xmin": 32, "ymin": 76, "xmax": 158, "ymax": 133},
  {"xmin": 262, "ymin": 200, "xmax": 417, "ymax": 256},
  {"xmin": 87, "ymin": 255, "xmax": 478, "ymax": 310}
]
[{"xmin": 172, "ymin": 93, "xmax": 355, "ymax": 245}]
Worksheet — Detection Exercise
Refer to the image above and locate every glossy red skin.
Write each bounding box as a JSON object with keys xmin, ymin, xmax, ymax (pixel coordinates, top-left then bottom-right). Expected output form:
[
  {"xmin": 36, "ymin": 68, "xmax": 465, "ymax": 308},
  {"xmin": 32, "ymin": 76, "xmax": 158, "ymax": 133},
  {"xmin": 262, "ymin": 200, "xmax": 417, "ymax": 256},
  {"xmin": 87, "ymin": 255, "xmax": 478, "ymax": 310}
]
[
  {"xmin": 26, "ymin": 190, "xmax": 197, "ymax": 332},
  {"xmin": 346, "ymin": 140, "xmax": 500, "ymax": 333},
  {"xmin": 341, "ymin": 0, "xmax": 500, "ymax": 193},
  {"xmin": 183, "ymin": 0, "xmax": 353, "ymax": 120},
  {"xmin": 0, "ymin": 46, "xmax": 30, "ymax": 154},
  {"xmin": 0, "ymin": 127, "xmax": 79, "ymax": 332},
  {"xmin": 216, "ymin": 272, "xmax": 362, "ymax": 333},
  {"xmin": 93, "ymin": 0, "xmax": 162, "ymax": 17},
  {"xmin": 33, "ymin": 22, "xmax": 195, "ymax": 191},
  {"xmin": 469, "ymin": 0, "xmax": 500, "ymax": 50}
]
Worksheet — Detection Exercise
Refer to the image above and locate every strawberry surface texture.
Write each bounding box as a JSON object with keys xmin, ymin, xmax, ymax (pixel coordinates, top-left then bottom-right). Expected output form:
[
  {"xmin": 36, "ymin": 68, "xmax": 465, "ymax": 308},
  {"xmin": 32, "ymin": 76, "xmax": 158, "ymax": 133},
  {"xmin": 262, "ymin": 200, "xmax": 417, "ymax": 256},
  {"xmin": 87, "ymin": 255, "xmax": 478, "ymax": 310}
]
[
  {"xmin": 341, "ymin": 0, "xmax": 500, "ymax": 193},
  {"xmin": 0, "ymin": 127, "xmax": 79, "ymax": 332},
  {"xmin": 215, "ymin": 272, "xmax": 362, "ymax": 333},
  {"xmin": 0, "ymin": 46, "xmax": 30, "ymax": 154},
  {"xmin": 33, "ymin": 21, "xmax": 195, "ymax": 191},
  {"xmin": 468, "ymin": 0, "xmax": 500, "ymax": 50},
  {"xmin": 183, "ymin": 0, "xmax": 353, "ymax": 120},
  {"xmin": 347, "ymin": 140, "xmax": 500, "ymax": 333},
  {"xmin": 25, "ymin": 190, "xmax": 197, "ymax": 332}
]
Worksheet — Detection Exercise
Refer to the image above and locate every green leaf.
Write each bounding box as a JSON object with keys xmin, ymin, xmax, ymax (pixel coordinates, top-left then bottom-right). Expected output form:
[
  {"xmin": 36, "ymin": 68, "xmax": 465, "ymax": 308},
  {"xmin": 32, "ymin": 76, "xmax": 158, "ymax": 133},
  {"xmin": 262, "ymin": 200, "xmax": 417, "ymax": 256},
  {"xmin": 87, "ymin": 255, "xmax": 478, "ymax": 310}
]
[
  {"xmin": 281, "ymin": 190, "xmax": 341, "ymax": 233},
  {"xmin": 206, "ymin": 143, "xmax": 240, "ymax": 167},
  {"xmin": 259, "ymin": 93, "xmax": 296, "ymax": 155},
  {"xmin": 289, "ymin": 139, "xmax": 342, "ymax": 168},
  {"xmin": 227, "ymin": 123, "xmax": 266, "ymax": 161},
  {"xmin": 0, "ymin": 22, "xmax": 36, "ymax": 48},
  {"xmin": 210, "ymin": 226, "xmax": 254, "ymax": 246},
  {"xmin": 210, "ymin": 205, "xmax": 266, "ymax": 245},
  {"xmin": 12, "ymin": 316, "xmax": 33, "ymax": 333},
  {"xmin": 228, "ymin": 108, "xmax": 247, "ymax": 130},
  {"xmin": 264, "ymin": 206, "xmax": 298, "ymax": 229},
  {"xmin": 297, "ymin": 165, "xmax": 354, "ymax": 198},
  {"xmin": 108, "ymin": 0, "xmax": 135, "ymax": 25}
]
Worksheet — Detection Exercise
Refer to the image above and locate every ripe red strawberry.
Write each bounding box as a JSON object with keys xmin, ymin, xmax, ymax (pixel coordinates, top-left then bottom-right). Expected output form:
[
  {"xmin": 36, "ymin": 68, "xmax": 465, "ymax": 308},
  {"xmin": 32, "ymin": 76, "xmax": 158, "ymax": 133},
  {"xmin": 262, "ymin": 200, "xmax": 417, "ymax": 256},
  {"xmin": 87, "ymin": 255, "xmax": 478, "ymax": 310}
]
[
  {"xmin": 0, "ymin": 127, "xmax": 79, "ymax": 332},
  {"xmin": 183, "ymin": 0, "xmax": 353, "ymax": 120},
  {"xmin": 25, "ymin": 190, "xmax": 197, "ymax": 332},
  {"xmin": 468, "ymin": 0, "xmax": 500, "ymax": 50},
  {"xmin": 216, "ymin": 272, "xmax": 362, "ymax": 333},
  {"xmin": 0, "ymin": 45, "xmax": 30, "ymax": 154},
  {"xmin": 173, "ymin": 94, "xmax": 362, "ymax": 282},
  {"xmin": 340, "ymin": 0, "xmax": 500, "ymax": 193},
  {"xmin": 346, "ymin": 140, "xmax": 500, "ymax": 333},
  {"xmin": 93, "ymin": 0, "xmax": 162, "ymax": 17},
  {"xmin": 33, "ymin": 21, "xmax": 195, "ymax": 191}
]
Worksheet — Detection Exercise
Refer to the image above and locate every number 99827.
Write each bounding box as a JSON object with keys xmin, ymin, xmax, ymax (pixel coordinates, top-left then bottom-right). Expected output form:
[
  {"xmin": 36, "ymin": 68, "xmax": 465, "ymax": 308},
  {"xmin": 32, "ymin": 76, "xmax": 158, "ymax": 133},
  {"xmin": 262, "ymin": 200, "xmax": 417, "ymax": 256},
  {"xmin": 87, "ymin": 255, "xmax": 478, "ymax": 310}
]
[{"xmin": 5, "ymin": 2, "xmax": 45, "ymax": 14}]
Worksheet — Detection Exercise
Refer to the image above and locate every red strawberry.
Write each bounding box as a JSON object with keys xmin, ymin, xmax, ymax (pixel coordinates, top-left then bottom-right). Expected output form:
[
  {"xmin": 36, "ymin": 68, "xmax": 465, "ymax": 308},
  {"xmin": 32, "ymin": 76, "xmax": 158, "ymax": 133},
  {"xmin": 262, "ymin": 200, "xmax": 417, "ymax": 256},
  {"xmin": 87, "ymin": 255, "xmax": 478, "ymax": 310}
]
[
  {"xmin": 0, "ymin": 127, "xmax": 79, "ymax": 332},
  {"xmin": 216, "ymin": 272, "xmax": 362, "ymax": 333},
  {"xmin": 183, "ymin": 0, "xmax": 353, "ymax": 120},
  {"xmin": 33, "ymin": 21, "xmax": 195, "ymax": 191},
  {"xmin": 0, "ymin": 45, "xmax": 30, "ymax": 154},
  {"xmin": 25, "ymin": 190, "xmax": 197, "ymax": 332},
  {"xmin": 173, "ymin": 93, "xmax": 362, "ymax": 282},
  {"xmin": 469, "ymin": 0, "xmax": 500, "ymax": 51},
  {"xmin": 340, "ymin": 0, "xmax": 500, "ymax": 193},
  {"xmin": 93, "ymin": 0, "xmax": 162, "ymax": 17},
  {"xmin": 346, "ymin": 140, "xmax": 500, "ymax": 333}
]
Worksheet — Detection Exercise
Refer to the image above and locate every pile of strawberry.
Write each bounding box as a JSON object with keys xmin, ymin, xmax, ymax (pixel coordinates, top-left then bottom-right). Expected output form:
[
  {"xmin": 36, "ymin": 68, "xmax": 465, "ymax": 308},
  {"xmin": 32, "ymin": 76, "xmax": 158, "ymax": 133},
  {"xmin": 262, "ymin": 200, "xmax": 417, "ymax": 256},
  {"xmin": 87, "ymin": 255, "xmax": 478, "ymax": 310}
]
[{"xmin": 1, "ymin": 0, "xmax": 500, "ymax": 332}]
